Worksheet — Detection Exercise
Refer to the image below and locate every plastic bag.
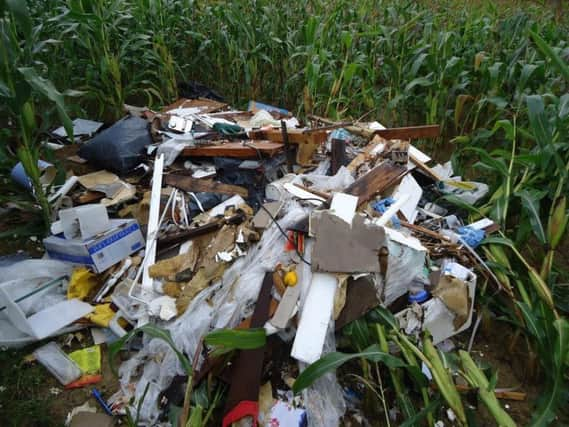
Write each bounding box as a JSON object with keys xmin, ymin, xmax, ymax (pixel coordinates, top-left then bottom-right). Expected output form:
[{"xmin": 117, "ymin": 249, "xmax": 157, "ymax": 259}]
[
  {"xmin": 79, "ymin": 116, "xmax": 151, "ymax": 174},
  {"xmin": 299, "ymin": 166, "xmax": 354, "ymax": 192},
  {"xmin": 0, "ymin": 259, "xmax": 73, "ymax": 314},
  {"xmin": 300, "ymin": 320, "xmax": 346, "ymax": 427},
  {"xmin": 34, "ymin": 342, "xmax": 82, "ymax": 385},
  {"xmin": 118, "ymin": 202, "xmax": 311, "ymax": 425}
]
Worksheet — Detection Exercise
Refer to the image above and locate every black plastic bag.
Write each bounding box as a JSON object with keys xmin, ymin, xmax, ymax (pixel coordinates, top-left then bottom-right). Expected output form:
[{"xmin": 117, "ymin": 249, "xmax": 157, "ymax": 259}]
[
  {"xmin": 79, "ymin": 116, "xmax": 151, "ymax": 174},
  {"xmin": 177, "ymin": 81, "xmax": 224, "ymax": 102}
]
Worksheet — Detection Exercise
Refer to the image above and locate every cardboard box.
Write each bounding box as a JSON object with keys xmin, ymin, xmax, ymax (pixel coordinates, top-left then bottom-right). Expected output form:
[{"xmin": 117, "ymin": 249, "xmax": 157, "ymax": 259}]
[{"xmin": 44, "ymin": 219, "xmax": 144, "ymax": 273}]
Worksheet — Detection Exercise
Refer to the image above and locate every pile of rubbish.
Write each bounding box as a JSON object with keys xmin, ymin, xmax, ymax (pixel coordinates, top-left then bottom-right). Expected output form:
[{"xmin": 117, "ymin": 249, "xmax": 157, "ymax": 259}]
[{"xmin": 3, "ymin": 90, "xmax": 504, "ymax": 426}]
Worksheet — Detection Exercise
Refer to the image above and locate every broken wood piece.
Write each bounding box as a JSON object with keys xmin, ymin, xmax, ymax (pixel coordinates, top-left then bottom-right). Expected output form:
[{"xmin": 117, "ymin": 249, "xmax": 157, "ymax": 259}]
[
  {"xmin": 164, "ymin": 174, "xmax": 248, "ymax": 197},
  {"xmin": 335, "ymin": 275, "xmax": 381, "ymax": 330},
  {"xmin": 307, "ymin": 115, "xmax": 440, "ymax": 141},
  {"xmin": 449, "ymin": 384, "xmax": 526, "ymax": 401},
  {"xmin": 410, "ymin": 153, "xmax": 442, "ymax": 181},
  {"xmin": 346, "ymin": 136, "xmax": 387, "ymax": 172},
  {"xmin": 157, "ymin": 212, "xmax": 246, "ymax": 250},
  {"xmin": 291, "ymin": 183, "xmax": 331, "ymax": 201},
  {"xmin": 181, "ymin": 141, "xmax": 283, "ymax": 159},
  {"xmin": 331, "ymin": 138, "xmax": 348, "ymax": 175},
  {"xmin": 344, "ymin": 160, "xmax": 408, "ymax": 206},
  {"xmin": 374, "ymin": 125, "xmax": 440, "ymax": 140},
  {"xmin": 303, "ymin": 121, "xmax": 352, "ymax": 133},
  {"xmin": 248, "ymin": 128, "xmax": 327, "ymax": 166},
  {"xmin": 222, "ymin": 273, "xmax": 273, "ymax": 427},
  {"xmin": 400, "ymin": 220, "xmax": 452, "ymax": 242}
]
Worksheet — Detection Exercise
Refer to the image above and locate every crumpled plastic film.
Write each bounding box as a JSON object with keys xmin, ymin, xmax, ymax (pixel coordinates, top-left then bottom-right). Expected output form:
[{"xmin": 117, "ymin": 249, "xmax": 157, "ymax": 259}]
[
  {"xmin": 300, "ymin": 165, "xmax": 354, "ymax": 193},
  {"xmin": 118, "ymin": 201, "xmax": 311, "ymax": 425},
  {"xmin": 156, "ymin": 137, "xmax": 196, "ymax": 166},
  {"xmin": 0, "ymin": 259, "xmax": 73, "ymax": 314},
  {"xmin": 300, "ymin": 319, "xmax": 347, "ymax": 427}
]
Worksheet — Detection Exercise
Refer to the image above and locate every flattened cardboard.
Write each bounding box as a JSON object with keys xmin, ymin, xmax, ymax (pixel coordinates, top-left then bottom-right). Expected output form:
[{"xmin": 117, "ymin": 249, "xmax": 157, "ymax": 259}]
[{"xmin": 311, "ymin": 211, "xmax": 387, "ymax": 273}]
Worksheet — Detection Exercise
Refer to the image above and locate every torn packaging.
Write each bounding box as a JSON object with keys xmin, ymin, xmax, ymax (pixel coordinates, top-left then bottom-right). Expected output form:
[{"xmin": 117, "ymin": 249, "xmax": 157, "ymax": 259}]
[
  {"xmin": 311, "ymin": 211, "xmax": 387, "ymax": 273},
  {"xmin": 433, "ymin": 275, "xmax": 470, "ymax": 329}
]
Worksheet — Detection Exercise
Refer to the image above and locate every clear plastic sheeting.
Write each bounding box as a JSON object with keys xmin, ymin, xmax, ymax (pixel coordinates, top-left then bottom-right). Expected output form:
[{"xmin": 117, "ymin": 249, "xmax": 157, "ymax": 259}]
[
  {"xmin": 155, "ymin": 138, "xmax": 196, "ymax": 166},
  {"xmin": 300, "ymin": 320, "xmax": 346, "ymax": 427},
  {"xmin": 0, "ymin": 259, "xmax": 73, "ymax": 314},
  {"xmin": 118, "ymin": 201, "xmax": 312, "ymax": 425},
  {"xmin": 299, "ymin": 165, "xmax": 355, "ymax": 193}
]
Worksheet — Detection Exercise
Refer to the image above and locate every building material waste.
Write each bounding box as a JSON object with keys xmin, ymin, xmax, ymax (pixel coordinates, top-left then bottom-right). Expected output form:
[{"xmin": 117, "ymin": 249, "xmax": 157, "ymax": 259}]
[{"xmin": 3, "ymin": 91, "xmax": 505, "ymax": 427}]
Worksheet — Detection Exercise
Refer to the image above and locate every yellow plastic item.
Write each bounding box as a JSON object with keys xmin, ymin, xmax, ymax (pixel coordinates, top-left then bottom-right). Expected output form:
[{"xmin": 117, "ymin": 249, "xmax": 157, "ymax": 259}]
[
  {"xmin": 67, "ymin": 267, "xmax": 98, "ymax": 301},
  {"xmin": 86, "ymin": 303, "xmax": 115, "ymax": 327},
  {"xmin": 69, "ymin": 345, "xmax": 101, "ymax": 375},
  {"xmin": 283, "ymin": 270, "xmax": 298, "ymax": 287}
]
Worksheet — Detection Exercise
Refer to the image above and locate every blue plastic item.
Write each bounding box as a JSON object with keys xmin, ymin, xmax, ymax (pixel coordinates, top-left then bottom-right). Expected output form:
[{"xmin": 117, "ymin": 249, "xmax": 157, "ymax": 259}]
[
  {"xmin": 371, "ymin": 197, "xmax": 401, "ymax": 228},
  {"xmin": 457, "ymin": 226, "xmax": 485, "ymax": 248},
  {"xmin": 408, "ymin": 289, "xmax": 429, "ymax": 304},
  {"xmin": 330, "ymin": 128, "xmax": 353, "ymax": 142}
]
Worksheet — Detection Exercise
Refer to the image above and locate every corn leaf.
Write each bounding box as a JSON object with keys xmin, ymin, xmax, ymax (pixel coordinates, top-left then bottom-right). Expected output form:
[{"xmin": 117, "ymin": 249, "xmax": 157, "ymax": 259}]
[
  {"xmin": 530, "ymin": 319, "xmax": 569, "ymax": 427},
  {"xmin": 5, "ymin": 0, "xmax": 32, "ymax": 40},
  {"xmin": 204, "ymin": 328, "xmax": 266, "ymax": 350},
  {"xmin": 516, "ymin": 189, "xmax": 547, "ymax": 244},
  {"xmin": 529, "ymin": 30, "xmax": 569, "ymax": 83},
  {"xmin": 18, "ymin": 67, "xmax": 74, "ymax": 141},
  {"xmin": 400, "ymin": 399, "xmax": 442, "ymax": 427},
  {"xmin": 293, "ymin": 344, "xmax": 406, "ymax": 394}
]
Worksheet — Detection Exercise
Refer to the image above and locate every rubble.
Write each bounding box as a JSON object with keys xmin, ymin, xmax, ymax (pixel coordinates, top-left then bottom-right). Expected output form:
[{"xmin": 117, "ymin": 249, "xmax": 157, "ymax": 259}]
[{"xmin": 2, "ymin": 92, "xmax": 508, "ymax": 426}]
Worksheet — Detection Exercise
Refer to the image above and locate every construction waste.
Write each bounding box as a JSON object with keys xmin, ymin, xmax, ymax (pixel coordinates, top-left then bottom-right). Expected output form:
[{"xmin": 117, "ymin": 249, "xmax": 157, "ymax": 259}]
[{"xmin": 2, "ymin": 89, "xmax": 505, "ymax": 427}]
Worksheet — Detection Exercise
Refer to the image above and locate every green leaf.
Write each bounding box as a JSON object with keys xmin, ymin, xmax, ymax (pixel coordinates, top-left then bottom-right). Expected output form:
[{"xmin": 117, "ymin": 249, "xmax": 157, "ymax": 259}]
[
  {"xmin": 109, "ymin": 324, "xmax": 191, "ymax": 376},
  {"xmin": 367, "ymin": 306, "xmax": 399, "ymax": 329},
  {"xmin": 559, "ymin": 94, "xmax": 569, "ymax": 120},
  {"xmin": 526, "ymin": 95, "xmax": 553, "ymax": 148},
  {"xmin": 404, "ymin": 74, "xmax": 434, "ymax": 92},
  {"xmin": 5, "ymin": 0, "xmax": 32, "ymax": 40},
  {"xmin": 17, "ymin": 67, "xmax": 74, "ymax": 140},
  {"xmin": 529, "ymin": 30, "xmax": 569, "ymax": 83},
  {"xmin": 516, "ymin": 302, "xmax": 541, "ymax": 339},
  {"xmin": 516, "ymin": 189, "xmax": 547, "ymax": 244},
  {"xmin": 530, "ymin": 319, "xmax": 569, "ymax": 426},
  {"xmin": 293, "ymin": 344, "xmax": 406, "ymax": 394},
  {"xmin": 400, "ymin": 399, "xmax": 442, "ymax": 427},
  {"xmin": 481, "ymin": 236, "xmax": 515, "ymax": 248},
  {"xmin": 204, "ymin": 328, "xmax": 266, "ymax": 350}
]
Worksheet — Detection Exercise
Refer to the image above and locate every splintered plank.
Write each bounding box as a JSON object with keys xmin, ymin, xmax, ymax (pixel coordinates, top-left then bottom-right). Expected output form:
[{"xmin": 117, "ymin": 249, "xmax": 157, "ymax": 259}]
[
  {"xmin": 181, "ymin": 141, "xmax": 283, "ymax": 158},
  {"xmin": 164, "ymin": 174, "xmax": 248, "ymax": 197},
  {"xmin": 374, "ymin": 125, "xmax": 440, "ymax": 140},
  {"xmin": 345, "ymin": 161, "xmax": 408, "ymax": 206}
]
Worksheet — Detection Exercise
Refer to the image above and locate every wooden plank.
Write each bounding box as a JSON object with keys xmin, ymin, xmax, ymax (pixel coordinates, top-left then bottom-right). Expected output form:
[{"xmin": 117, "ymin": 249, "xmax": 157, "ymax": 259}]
[
  {"xmin": 164, "ymin": 174, "xmax": 248, "ymax": 197},
  {"xmin": 375, "ymin": 125, "xmax": 440, "ymax": 140},
  {"xmin": 249, "ymin": 127, "xmax": 327, "ymax": 144},
  {"xmin": 331, "ymin": 138, "xmax": 347, "ymax": 174},
  {"xmin": 346, "ymin": 136, "xmax": 388, "ymax": 172},
  {"xmin": 410, "ymin": 153, "xmax": 442, "ymax": 181},
  {"xmin": 249, "ymin": 128, "xmax": 327, "ymax": 165},
  {"xmin": 345, "ymin": 161, "xmax": 408, "ymax": 206},
  {"xmin": 181, "ymin": 141, "xmax": 283, "ymax": 158}
]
